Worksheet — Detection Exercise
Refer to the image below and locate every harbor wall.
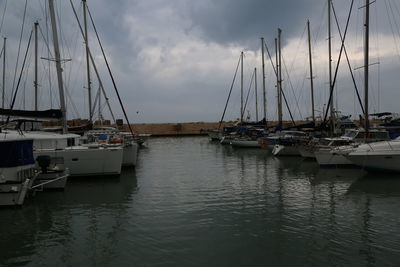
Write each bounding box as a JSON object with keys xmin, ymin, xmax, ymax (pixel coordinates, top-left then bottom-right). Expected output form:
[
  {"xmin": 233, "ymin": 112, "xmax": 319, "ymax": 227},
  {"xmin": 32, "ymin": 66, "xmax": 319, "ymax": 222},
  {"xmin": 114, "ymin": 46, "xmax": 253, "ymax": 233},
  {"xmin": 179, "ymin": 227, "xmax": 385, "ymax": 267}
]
[
  {"xmin": 126, "ymin": 121, "xmax": 305, "ymax": 136},
  {"xmin": 126, "ymin": 122, "xmax": 235, "ymax": 136},
  {"xmin": 44, "ymin": 119, "xmax": 374, "ymax": 137}
]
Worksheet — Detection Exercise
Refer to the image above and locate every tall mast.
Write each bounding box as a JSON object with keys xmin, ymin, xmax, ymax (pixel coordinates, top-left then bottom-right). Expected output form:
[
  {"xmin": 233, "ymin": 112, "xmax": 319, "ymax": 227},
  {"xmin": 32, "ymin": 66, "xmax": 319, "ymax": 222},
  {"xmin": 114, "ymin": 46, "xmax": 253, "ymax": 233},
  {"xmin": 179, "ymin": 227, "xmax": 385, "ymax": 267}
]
[
  {"xmin": 2, "ymin": 37, "xmax": 5, "ymax": 110},
  {"xmin": 275, "ymin": 38, "xmax": 279, "ymax": 127},
  {"xmin": 364, "ymin": 0, "xmax": 370, "ymax": 134},
  {"xmin": 34, "ymin": 21, "xmax": 39, "ymax": 111},
  {"xmin": 48, "ymin": 0, "xmax": 67, "ymax": 133},
  {"xmin": 83, "ymin": 0, "xmax": 92, "ymax": 123},
  {"xmin": 99, "ymin": 86, "xmax": 102, "ymax": 125},
  {"xmin": 240, "ymin": 51, "xmax": 244, "ymax": 123},
  {"xmin": 69, "ymin": 0, "xmax": 116, "ymax": 123},
  {"xmin": 261, "ymin": 37, "xmax": 267, "ymax": 125},
  {"xmin": 328, "ymin": 0, "xmax": 335, "ymax": 134},
  {"xmin": 307, "ymin": 20, "xmax": 315, "ymax": 124},
  {"xmin": 254, "ymin": 67, "xmax": 258, "ymax": 121},
  {"xmin": 277, "ymin": 28, "xmax": 283, "ymax": 127}
]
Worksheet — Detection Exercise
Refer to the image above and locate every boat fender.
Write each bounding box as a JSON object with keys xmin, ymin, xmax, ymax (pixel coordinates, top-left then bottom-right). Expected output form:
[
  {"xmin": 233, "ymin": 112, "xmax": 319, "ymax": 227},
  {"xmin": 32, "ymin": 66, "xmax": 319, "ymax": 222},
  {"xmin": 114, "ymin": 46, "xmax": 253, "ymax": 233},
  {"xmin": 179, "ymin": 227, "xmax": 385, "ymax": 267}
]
[{"xmin": 110, "ymin": 138, "xmax": 122, "ymax": 144}]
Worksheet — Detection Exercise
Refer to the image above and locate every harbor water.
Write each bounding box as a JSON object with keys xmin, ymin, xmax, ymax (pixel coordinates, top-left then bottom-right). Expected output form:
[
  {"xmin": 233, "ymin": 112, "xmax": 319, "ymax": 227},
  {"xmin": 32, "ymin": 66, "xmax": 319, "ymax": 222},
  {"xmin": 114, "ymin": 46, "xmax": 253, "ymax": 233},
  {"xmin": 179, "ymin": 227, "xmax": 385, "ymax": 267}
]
[{"xmin": 1, "ymin": 136, "xmax": 400, "ymax": 266}]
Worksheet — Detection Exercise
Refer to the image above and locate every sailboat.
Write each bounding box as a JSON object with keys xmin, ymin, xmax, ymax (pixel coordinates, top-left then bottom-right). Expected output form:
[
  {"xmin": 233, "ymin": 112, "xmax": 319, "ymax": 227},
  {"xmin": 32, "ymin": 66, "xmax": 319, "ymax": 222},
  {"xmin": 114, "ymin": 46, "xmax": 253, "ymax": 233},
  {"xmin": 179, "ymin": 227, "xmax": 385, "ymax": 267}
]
[
  {"xmin": 324, "ymin": 0, "xmax": 399, "ymax": 169},
  {"xmin": 209, "ymin": 44, "xmax": 268, "ymax": 145},
  {"xmin": 230, "ymin": 62, "xmax": 264, "ymax": 148},
  {"xmin": 83, "ymin": 127, "xmax": 138, "ymax": 167},
  {"xmin": 1, "ymin": 0, "xmax": 124, "ymax": 177},
  {"xmin": 72, "ymin": 0, "xmax": 138, "ymax": 167}
]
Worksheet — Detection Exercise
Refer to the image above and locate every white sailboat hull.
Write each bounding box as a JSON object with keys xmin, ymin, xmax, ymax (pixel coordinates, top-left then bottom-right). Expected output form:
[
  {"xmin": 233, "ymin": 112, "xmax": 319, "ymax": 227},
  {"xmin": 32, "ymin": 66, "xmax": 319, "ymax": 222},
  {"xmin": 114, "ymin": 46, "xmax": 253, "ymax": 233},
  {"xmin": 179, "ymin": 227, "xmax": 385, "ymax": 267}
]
[
  {"xmin": 34, "ymin": 146, "xmax": 123, "ymax": 177},
  {"xmin": 315, "ymin": 149, "xmax": 353, "ymax": 167},
  {"xmin": 122, "ymin": 142, "xmax": 138, "ymax": 167}
]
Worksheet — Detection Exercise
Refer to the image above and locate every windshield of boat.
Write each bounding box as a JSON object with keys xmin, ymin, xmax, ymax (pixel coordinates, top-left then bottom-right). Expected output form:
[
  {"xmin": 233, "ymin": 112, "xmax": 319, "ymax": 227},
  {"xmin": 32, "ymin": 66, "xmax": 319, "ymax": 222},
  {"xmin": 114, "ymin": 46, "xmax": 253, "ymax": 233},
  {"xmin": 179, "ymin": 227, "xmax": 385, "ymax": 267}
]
[
  {"xmin": 343, "ymin": 130, "xmax": 358, "ymax": 138},
  {"xmin": 330, "ymin": 140, "xmax": 351, "ymax": 146},
  {"xmin": 319, "ymin": 139, "xmax": 331, "ymax": 146}
]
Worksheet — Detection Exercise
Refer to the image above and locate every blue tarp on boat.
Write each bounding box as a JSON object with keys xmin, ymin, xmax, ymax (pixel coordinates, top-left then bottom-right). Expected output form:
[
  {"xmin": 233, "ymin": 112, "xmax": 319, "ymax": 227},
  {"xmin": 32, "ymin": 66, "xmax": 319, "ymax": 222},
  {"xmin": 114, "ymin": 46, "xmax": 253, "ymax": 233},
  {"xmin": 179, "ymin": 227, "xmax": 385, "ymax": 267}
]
[{"xmin": 0, "ymin": 139, "xmax": 35, "ymax": 167}]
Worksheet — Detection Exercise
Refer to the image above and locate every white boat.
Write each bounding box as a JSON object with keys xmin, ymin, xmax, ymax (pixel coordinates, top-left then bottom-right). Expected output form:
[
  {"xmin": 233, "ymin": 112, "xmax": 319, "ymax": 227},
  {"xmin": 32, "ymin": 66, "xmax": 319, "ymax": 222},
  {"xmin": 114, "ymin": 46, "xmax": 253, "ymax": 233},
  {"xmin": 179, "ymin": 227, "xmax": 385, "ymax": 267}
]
[
  {"xmin": 220, "ymin": 134, "xmax": 236, "ymax": 145},
  {"xmin": 0, "ymin": 135, "xmax": 37, "ymax": 206},
  {"xmin": 271, "ymin": 131, "xmax": 308, "ymax": 156},
  {"xmin": 272, "ymin": 144, "xmax": 301, "ymax": 156},
  {"xmin": 84, "ymin": 128, "xmax": 138, "ymax": 167},
  {"xmin": 315, "ymin": 128, "xmax": 390, "ymax": 167},
  {"xmin": 315, "ymin": 145, "xmax": 354, "ymax": 167},
  {"xmin": 34, "ymin": 145, "xmax": 123, "ymax": 177},
  {"xmin": 343, "ymin": 139, "xmax": 400, "ymax": 172},
  {"xmin": 5, "ymin": 129, "xmax": 123, "ymax": 177}
]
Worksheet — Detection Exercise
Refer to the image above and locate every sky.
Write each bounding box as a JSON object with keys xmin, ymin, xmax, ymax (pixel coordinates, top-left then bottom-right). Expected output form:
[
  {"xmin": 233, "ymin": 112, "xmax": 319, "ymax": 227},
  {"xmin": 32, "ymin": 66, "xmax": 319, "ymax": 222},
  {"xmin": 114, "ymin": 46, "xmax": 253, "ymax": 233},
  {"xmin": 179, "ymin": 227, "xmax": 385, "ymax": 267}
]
[{"xmin": 1, "ymin": 0, "xmax": 400, "ymax": 123}]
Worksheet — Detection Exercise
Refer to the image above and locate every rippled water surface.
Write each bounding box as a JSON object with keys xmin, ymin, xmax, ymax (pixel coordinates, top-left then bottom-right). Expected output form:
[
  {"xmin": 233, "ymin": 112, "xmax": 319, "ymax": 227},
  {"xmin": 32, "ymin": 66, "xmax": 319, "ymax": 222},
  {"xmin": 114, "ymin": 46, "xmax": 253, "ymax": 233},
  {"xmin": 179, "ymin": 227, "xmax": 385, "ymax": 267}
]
[{"xmin": 1, "ymin": 136, "xmax": 400, "ymax": 266}]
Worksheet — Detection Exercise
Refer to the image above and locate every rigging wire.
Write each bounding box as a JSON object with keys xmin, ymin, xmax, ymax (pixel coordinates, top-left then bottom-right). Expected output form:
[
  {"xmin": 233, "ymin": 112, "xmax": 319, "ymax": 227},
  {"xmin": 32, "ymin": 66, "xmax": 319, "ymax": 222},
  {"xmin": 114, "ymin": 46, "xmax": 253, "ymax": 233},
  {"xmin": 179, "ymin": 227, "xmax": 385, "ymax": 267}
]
[
  {"xmin": 323, "ymin": 0, "xmax": 364, "ymax": 123},
  {"xmin": 10, "ymin": 0, "xmax": 28, "ymax": 102},
  {"xmin": 263, "ymin": 41, "xmax": 295, "ymax": 125},
  {"xmin": 21, "ymin": 50, "xmax": 32, "ymax": 110},
  {"xmin": 38, "ymin": 25, "xmax": 54, "ymax": 60},
  {"xmin": 242, "ymin": 68, "xmax": 255, "ymax": 119},
  {"xmin": 282, "ymin": 55, "xmax": 303, "ymax": 120},
  {"xmin": 87, "ymin": 4, "xmax": 137, "ymax": 135},
  {"xmin": 0, "ymin": 0, "xmax": 7, "ymax": 35},
  {"xmin": 70, "ymin": 0, "xmax": 115, "ymax": 122},
  {"xmin": 314, "ymin": 0, "xmax": 328, "ymax": 45},
  {"xmin": 285, "ymin": 23, "xmax": 308, "ymax": 120},
  {"xmin": 384, "ymin": 0, "xmax": 400, "ymax": 60},
  {"xmin": 385, "ymin": 0, "xmax": 400, "ymax": 58},
  {"xmin": 387, "ymin": 1, "xmax": 400, "ymax": 47},
  {"xmin": 6, "ymin": 29, "xmax": 33, "ymax": 124},
  {"xmin": 218, "ymin": 54, "xmax": 241, "ymax": 128},
  {"xmin": 332, "ymin": 0, "xmax": 364, "ymax": 113},
  {"xmin": 369, "ymin": 2, "xmax": 379, "ymax": 113}
]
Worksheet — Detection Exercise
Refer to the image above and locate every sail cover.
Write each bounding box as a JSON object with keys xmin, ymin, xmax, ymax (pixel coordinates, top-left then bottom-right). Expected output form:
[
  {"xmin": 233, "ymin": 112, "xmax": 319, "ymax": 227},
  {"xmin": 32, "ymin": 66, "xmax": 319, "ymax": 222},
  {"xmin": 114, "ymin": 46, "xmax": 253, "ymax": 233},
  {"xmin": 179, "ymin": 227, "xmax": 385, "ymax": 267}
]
[{"xmin": 0, "ymin": 108, "xmax": 62, "ymax": 119}]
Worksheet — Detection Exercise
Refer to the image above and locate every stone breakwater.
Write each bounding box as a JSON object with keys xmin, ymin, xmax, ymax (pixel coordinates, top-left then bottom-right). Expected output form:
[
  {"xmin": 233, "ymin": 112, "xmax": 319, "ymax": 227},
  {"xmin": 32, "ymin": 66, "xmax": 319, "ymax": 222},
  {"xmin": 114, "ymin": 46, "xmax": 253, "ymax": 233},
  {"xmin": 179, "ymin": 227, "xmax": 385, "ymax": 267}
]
[
  {"xmin": 46, "ymin": 119, "xmax": 365, "ymax": 136},
  {"xmin": 126, "ymin": 122, "xmax": 235, "ymax": 136},
  {"xmin": 127, "ymin": 121, "xmax": 312, "ymax": 136}
]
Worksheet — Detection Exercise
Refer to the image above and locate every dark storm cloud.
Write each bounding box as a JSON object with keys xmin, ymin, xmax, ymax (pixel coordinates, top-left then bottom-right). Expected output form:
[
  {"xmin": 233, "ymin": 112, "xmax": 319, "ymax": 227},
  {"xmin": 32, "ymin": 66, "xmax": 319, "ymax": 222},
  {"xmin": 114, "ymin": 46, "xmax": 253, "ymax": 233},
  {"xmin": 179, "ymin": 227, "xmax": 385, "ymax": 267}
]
[
  {"xmin": 187, "ymin": 0, "xmax": 321, "ymax": 48},
  {"xmin": 2, "ymin": 0, "xmax": 400, "ymax": 123}
]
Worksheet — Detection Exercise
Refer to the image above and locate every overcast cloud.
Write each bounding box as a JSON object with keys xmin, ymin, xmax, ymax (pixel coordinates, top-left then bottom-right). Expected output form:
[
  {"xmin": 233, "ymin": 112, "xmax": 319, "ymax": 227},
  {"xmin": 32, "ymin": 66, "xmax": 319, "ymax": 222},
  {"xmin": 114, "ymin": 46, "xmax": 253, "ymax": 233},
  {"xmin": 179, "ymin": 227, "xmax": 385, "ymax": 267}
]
[{"xmin": 1, "ymin": 0, "xmax": 400, "ymax": 123}]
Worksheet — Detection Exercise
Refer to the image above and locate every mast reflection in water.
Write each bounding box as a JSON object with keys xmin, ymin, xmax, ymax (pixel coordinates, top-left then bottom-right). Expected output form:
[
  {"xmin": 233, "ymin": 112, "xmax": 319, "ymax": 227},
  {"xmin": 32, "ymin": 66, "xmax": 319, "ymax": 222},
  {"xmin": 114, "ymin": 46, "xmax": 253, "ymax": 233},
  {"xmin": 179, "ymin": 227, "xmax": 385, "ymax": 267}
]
[{"xmin": 0, "ymin": 137, "xmax": 399, "ymax": 266}]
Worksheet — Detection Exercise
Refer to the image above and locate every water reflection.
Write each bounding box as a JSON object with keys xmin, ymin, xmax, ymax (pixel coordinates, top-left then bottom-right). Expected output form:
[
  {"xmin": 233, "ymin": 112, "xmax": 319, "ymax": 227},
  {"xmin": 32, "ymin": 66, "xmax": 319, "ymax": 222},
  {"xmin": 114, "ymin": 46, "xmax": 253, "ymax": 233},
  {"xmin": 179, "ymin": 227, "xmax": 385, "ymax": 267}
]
[
  {"xmin": 0, "ymin": 169, "xmax": 138, "ymax": 266},
  {"xmin": 1, "ymin": 137, "xmax": 400, "ymax": 266},
  {"xmin": 348, "ymin": 174, "xmax": 400, "ymax": 196}
]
